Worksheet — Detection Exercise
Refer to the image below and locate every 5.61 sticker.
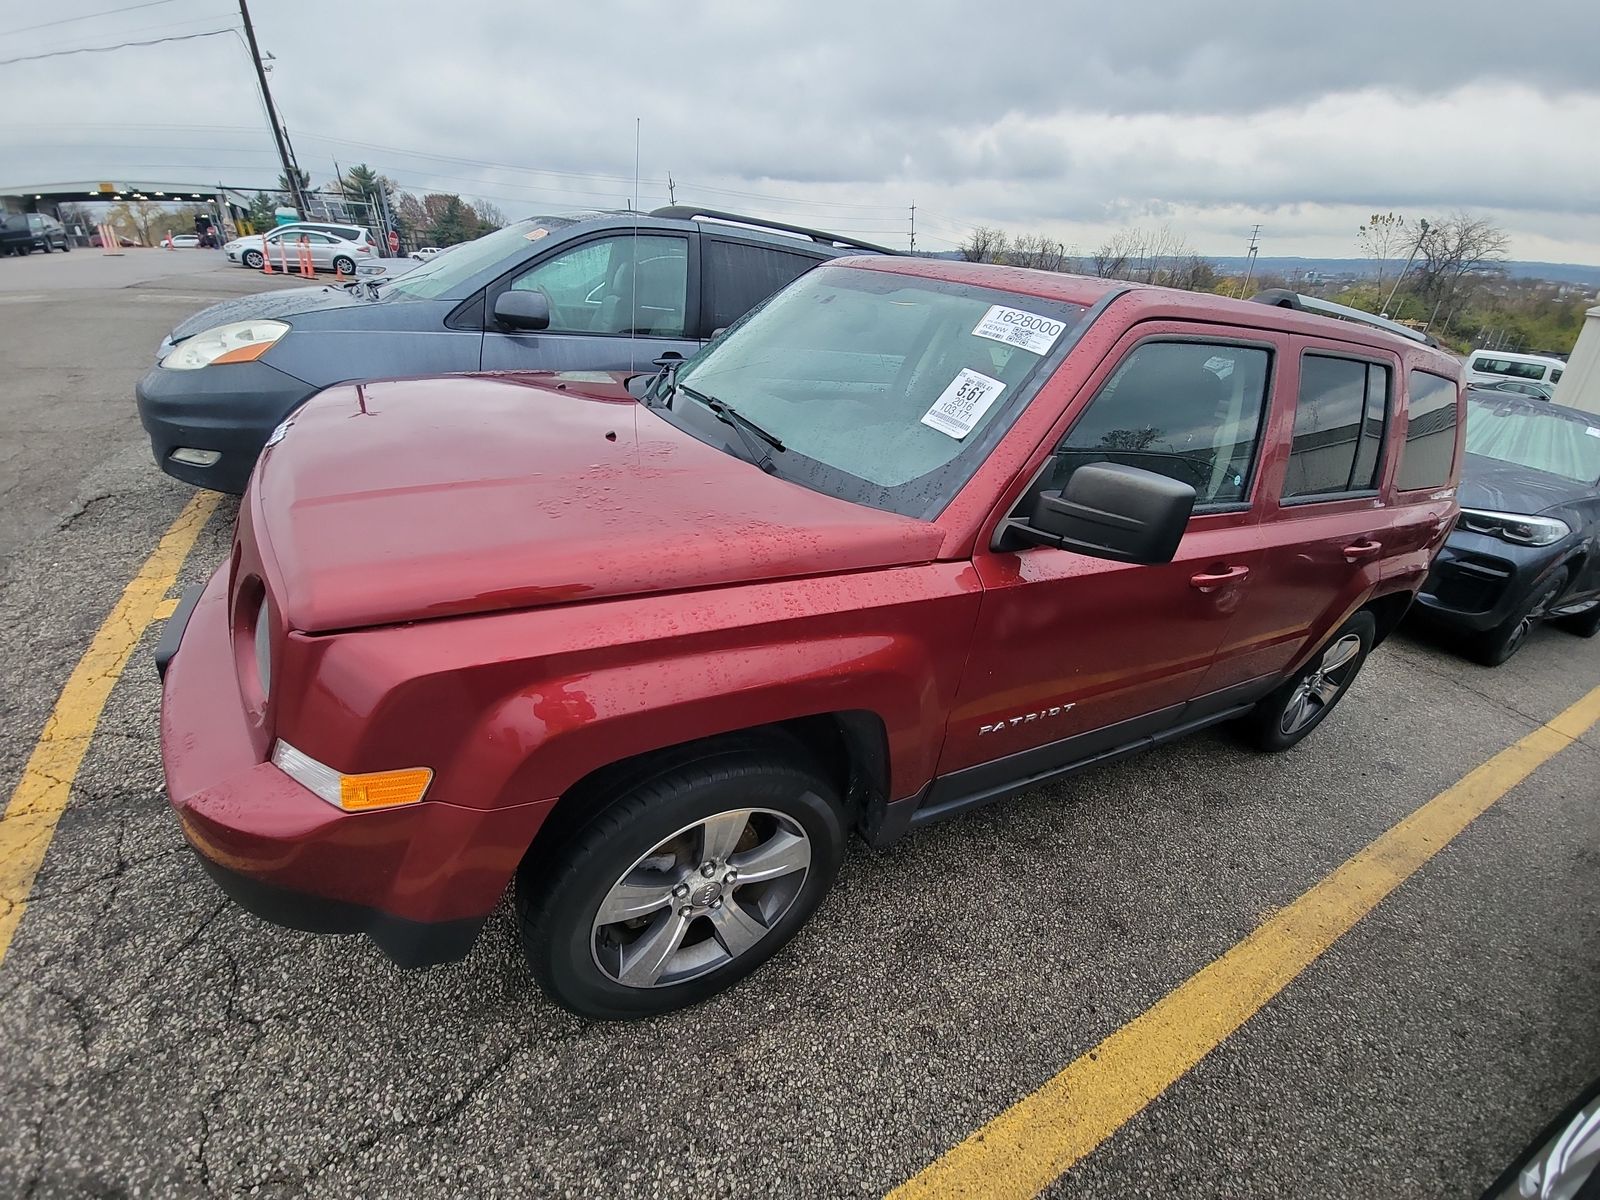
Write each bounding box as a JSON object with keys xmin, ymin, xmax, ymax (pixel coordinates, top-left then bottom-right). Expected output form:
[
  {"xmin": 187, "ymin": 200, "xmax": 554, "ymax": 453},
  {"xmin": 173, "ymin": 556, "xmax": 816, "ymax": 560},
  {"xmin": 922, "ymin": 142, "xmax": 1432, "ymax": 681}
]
[
  {"xmin": 921, "ymin": 368, "xmax": 1006, "ymax": 439},
  {"xmin": 971, "ymin": 305, "xmax": 1066, "ymax": 355}
]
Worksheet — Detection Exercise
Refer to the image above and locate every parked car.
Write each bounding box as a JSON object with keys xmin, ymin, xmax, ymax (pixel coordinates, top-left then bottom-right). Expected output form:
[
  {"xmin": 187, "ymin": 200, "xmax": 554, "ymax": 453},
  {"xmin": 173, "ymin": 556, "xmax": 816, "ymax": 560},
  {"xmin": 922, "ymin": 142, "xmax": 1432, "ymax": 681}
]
[
  {"xmin": 156, "ymin": 264, "xmax": 1464, "ymax": 1019},
  {"xmin": 222, "ymin": 224, "xmax": 374, "ymax": 275},
  {"xmin": 0, "ymin": 212, "xmax": 70, "ymax": 255},
  {"xmin": 411, "ymin": 246, "xmax": 444, "ymax": 259},
  {"xmin": 1470, "ymin": 378, "xmax": 1556, "ymax": 402},
  {"xmin": 1464, "ymin": 348, "xmax": 1565, "ymax": 391},
  {"xmin": 1415, "ymin": 391, "xmax": 1600, "ymax": 662},
  {"xmin": 167, "ymin": 233, "xmax": 202, "ymax": 249},
  {"xmin": 137, "ymin": 207, "xmax": 897, "ymax": 493},
  {"xmin": 89, "ymin": 229, "xmax": 138, "ymax": 248}
]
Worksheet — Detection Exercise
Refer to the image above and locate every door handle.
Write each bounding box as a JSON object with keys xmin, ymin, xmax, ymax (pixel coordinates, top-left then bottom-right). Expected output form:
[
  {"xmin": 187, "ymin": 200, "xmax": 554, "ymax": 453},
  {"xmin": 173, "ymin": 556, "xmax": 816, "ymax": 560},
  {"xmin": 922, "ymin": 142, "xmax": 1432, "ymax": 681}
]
[
  {"xmin": 1343, "ymin": 539, "xmax": 1383, "ymax": 563},
  {"xmin": 1190, "ymin": 565, "xmax": 1250, "ymax": 592}
]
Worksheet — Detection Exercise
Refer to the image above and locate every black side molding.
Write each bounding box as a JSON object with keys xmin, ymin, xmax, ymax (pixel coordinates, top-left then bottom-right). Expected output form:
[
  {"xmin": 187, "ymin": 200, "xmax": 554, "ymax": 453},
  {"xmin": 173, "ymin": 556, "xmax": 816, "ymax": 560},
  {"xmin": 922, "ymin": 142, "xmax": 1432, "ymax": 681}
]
[{"xmin": 154, "ymin": 584, "xmax": 204, "ymax": 681}]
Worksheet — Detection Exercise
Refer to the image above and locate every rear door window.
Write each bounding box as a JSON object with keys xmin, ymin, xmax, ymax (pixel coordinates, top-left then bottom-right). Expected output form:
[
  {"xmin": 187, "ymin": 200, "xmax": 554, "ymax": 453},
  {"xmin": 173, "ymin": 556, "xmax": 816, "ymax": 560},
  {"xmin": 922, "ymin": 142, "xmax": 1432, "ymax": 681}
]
[
  {"xmin": 1282, "ymin": 355, "xmax": 1390, "ymax": 500},
  {"xmin": 1397, "ymin": 371, "xmax": 1459, "ymax": 490},
  {"xmin": 702, "ymin": 240, "xmax": 821, "ymax": 332}
]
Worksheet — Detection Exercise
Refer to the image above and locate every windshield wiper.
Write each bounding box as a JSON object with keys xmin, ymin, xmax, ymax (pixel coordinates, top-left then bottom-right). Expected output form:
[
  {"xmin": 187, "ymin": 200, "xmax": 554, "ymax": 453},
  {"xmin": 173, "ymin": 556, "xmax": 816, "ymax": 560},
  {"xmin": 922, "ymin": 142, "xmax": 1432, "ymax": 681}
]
[{"xmin": 677, "ymin": 383, "xmax": 786, "ymax": 470}]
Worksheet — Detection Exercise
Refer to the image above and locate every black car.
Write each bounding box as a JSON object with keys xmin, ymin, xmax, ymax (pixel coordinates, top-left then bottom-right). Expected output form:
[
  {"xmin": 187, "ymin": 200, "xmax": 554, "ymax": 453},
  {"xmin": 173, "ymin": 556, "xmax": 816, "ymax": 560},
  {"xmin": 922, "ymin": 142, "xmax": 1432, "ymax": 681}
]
[
  {"xmin": 0, "ymin": 212, "xmax": 70, "ymax": 255},
  {"xmin": 1416, "ymin": 390, "xmax": 1600, "ymax": 663},
  {"xmin": 135, "ymin": 206, "xmax": 894, "ymax": 493}
]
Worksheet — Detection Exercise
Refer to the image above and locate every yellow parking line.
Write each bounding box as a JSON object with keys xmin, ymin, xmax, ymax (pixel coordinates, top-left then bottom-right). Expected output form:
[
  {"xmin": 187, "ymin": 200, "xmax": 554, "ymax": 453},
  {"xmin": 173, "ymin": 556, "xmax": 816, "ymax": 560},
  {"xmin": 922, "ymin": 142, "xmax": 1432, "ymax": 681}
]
[
  {"xmin": 0, "ymin": 492, "xmax": 220, "ymax": 967},
  {"xmin": 889, "ymin": 683, "xmax": 1600, "ymax": 1200},
  {"xmin": 154, "ymin": 596, "xmax": 180, "ymax": 620}
]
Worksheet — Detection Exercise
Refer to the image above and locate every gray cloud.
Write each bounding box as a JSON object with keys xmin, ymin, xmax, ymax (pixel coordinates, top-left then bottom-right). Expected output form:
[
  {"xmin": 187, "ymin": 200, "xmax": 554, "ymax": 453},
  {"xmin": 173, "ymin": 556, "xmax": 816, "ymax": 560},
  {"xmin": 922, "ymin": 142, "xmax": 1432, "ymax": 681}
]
[{"xmin": 1, "ymin": 0, "xmax": 1597, "ymax": 260}]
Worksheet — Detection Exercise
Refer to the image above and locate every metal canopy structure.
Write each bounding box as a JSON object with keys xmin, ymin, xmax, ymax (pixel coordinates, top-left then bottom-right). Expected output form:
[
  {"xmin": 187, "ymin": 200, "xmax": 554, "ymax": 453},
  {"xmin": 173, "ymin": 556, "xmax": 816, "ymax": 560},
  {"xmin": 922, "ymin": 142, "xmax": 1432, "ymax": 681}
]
[{"xmin": 0, "ymin": 181, "xmax": 242, "ymax": 211}]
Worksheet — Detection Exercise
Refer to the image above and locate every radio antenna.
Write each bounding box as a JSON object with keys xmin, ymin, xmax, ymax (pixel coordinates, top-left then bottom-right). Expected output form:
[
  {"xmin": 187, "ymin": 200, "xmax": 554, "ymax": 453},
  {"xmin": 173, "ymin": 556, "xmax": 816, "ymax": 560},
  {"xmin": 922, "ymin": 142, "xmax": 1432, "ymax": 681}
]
[{"xmin": 629, "ymin": 116, "xmax": 641, "ymax": 375}]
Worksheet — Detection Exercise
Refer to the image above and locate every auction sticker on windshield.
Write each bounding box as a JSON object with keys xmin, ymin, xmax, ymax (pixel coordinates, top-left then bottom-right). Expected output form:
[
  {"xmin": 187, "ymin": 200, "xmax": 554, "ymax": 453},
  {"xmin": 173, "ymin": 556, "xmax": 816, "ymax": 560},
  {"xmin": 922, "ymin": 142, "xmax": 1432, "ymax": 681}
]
[
  {"xmin": 922, "ymin": 368, "xmax": 1006, "ymax": 439},
  {"xmin": 971, "ymin": 305, "xmax": 1066, "ymax": 355}
]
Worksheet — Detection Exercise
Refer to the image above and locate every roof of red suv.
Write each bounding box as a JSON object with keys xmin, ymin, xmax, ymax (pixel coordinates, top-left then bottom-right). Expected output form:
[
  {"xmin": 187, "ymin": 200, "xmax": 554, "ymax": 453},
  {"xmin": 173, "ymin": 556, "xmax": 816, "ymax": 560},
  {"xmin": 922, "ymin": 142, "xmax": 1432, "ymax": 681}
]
[{"xmin": 839, "ymin": 256, "xmax": 1461, "ymax": 369}]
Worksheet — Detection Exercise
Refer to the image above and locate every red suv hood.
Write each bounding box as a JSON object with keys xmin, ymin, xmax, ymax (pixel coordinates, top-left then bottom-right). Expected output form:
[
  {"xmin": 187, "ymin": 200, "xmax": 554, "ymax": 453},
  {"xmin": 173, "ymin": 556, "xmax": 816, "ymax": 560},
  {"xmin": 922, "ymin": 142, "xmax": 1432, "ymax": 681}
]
[{"xmin": 250, "ymin": 375, "xmax": 943, "ymax": 633}]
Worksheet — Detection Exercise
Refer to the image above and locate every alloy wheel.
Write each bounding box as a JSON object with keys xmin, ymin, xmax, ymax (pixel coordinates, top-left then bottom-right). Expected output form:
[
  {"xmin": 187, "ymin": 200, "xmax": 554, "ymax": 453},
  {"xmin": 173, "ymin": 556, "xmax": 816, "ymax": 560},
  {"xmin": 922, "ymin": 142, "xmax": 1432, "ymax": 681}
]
[
  {"xmin": 590, "ymin": 807, "xmax": 812, "ymax": 989},
  {"xmin": 1279, "ymin": 633, "xmax": 1363, "ymax": 736}
]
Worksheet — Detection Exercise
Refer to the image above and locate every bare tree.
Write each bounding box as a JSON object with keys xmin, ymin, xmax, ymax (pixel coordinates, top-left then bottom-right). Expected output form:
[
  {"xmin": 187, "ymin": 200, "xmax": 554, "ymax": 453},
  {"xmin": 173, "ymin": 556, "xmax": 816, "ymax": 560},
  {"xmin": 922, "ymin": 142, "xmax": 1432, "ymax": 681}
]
[
  {"xmin": 1091, "ymin": 230, "xmax": 1137, "ymax": 278},
  {"xmin": 1007, "ymin": 233, "xmax": 1070, "ymax": 272},
  {"xmin": 1411, "ymin": 211, "xmax": 1510, "ymax": 324},
  {"xmin": 471, "ymin": 199, "xmax": 507, "ymax": 230},
  {"xmin": 1357, "ymin": 212, "xmax": 1408, "ymax": 291},
  {"xmin": 960, "ymin": 226, "xmax": 1009, "ymax": 263}
]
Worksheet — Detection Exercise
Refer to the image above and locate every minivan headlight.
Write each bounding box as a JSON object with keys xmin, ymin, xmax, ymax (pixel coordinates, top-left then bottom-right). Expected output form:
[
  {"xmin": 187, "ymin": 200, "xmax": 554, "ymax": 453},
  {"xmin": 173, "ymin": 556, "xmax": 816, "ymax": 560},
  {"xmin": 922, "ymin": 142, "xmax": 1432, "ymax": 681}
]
[
  {"xmin": 161, "ymin": 319, "xmax": 288, "ymax": 370},
  {"xmin": 1458, "ymin": 509, "xmax": 1571, "ymax": 547}
]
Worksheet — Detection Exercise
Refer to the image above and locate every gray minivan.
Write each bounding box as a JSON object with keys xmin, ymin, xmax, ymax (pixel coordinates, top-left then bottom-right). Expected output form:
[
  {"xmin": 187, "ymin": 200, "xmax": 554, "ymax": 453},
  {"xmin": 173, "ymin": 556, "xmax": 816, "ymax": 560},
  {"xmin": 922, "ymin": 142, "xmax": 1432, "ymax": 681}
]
[{"xmin": 137, "ymin": 207, "xmax": 893, "ymax": 492}]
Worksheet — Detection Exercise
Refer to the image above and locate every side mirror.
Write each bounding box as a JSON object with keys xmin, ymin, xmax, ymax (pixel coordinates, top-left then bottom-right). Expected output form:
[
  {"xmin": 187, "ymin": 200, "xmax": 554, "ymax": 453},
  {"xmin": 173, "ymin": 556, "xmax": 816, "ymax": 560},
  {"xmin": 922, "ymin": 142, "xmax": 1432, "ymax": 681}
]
[
  {"xmin": 1009, "ymin": 462, "xmax": 1196, "ymax": 564},
  {"xmin": 493, "ymin": 289, "xmax": 550, "ymax": 331}
]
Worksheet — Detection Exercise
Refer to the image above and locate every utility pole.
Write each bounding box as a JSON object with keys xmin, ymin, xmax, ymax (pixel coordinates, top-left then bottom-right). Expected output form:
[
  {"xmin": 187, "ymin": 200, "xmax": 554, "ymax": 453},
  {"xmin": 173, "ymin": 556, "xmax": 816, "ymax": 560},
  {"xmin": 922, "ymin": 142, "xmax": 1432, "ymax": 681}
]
[
  {"xmin": 1237, "ymin": 223, "xmax": 1262, "ymax": 297},
  {"xmin": 1381, "ymin": 217, "xmax": 1428, "ymax": 318},
  {"xmin": 666, "ymin": 173, "xmax": 676, "ymax": 205},
  {"xmin": 909, "ymin": 201, "xmax": 916, "ymax": 254},
  {"xmin": 239, "ymin": 0, "xmax": 307, "ymax": 218}
]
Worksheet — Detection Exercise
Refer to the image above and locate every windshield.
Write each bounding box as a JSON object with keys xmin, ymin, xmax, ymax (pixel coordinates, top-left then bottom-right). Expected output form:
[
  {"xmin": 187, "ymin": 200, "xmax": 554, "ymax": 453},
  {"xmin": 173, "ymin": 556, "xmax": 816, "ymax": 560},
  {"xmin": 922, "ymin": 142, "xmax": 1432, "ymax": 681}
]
[
  {"xmin": 1465, "ymin": 398, "xmax": 1600, "ymax": 484},
  {"xmin": 386, "ymin": 217, "xmax": 573, "ymax": 299},
  {"xmin": 670, "ymin": 264, "xmax": 1087, "ymax": 517}
]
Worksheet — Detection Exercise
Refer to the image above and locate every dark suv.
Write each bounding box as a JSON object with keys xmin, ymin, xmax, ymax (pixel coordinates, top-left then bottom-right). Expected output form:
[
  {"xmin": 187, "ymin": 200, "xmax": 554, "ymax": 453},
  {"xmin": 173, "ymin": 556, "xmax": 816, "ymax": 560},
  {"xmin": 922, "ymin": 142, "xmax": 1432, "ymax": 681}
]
[
  {"xmin": 0, "ymin": 212, "xmax": 70, "ymax": 255},
  {"xmin": 135, "ymin": 207, "xmax": 894, "ymax": 493},
  {"xmin": 158, "ymin": 266, "xmax": 1463, "ymax": 1019}
]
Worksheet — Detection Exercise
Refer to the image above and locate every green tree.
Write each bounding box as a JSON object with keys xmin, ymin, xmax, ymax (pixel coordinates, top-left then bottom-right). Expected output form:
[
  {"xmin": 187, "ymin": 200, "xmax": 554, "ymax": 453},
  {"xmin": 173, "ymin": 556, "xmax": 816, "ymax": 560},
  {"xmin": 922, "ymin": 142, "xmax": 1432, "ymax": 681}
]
[
  {"xmin": 423, "ymin": 193, "xmax": 478, "ymax": 245},
  {"xmin": 277, "ymin": 167, "xmax": 310, "ymax": 194},
  {"xmin": 246, "ymin": 191, "xmax": 277, "ymax": 231}
]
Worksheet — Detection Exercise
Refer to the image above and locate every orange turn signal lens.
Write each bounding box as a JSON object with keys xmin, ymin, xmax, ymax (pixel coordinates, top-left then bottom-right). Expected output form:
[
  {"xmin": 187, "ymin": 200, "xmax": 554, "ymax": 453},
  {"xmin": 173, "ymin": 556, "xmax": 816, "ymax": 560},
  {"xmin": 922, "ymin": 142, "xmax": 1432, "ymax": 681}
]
[
  {"xmin": 212, "ymin": 340, "xmax": 275, "ymax": 365},
  {"xmin": 338, "ymin": 767, "xmax": 434, "ymax": 812}
]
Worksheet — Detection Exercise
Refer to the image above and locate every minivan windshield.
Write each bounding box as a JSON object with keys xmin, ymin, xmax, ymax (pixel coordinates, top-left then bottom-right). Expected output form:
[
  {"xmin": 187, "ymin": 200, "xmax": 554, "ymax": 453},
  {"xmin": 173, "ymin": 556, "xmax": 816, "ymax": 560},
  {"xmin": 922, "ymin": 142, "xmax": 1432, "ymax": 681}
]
[
  {"xmin": 386, "ymin": 216, "xmax": 575, "ymax": 300},
  {"xmin": 1465, "ymin": 397, "xmax": 1600, "ymax": 484},
  {"xmin": 667, "ymin": 263, "xmax": 1087, "ymax": 518}
]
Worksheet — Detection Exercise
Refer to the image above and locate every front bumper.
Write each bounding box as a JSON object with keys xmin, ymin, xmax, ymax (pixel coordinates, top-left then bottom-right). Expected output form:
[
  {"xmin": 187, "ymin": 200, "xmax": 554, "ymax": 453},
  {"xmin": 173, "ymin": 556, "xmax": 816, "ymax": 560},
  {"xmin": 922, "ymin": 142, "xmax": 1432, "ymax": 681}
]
[
  {"xmin": 135, "ymin": 358, "xmax": 318, "ymax": 494},
  {"xmin": 1415, "ymin": 529, "xmax": 1567, "ymax": 633},
  {"xmin": 159, "ymin": 569, "xmax": 551, "ymax": 966}
]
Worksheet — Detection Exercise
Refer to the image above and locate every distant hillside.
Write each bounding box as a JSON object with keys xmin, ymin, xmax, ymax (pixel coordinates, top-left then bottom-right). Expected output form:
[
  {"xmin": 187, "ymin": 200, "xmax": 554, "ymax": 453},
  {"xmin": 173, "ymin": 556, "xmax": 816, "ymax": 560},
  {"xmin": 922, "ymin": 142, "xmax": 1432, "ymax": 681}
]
[{"xmin": 1208, "ymin": 256, "xmax": 1600, "ymax": 288}]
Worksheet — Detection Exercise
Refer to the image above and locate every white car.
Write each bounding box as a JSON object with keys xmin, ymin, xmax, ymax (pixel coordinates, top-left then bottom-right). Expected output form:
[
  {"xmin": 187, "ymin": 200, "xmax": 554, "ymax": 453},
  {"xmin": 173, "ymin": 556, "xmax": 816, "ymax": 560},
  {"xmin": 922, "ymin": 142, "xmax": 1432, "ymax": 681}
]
[
  {"xmin": 168, "ymin": 233, "xmax": 201, "ymax": 249},
  {"xmin": 223, "ymin": 222, "xmax": 376, "ymax": 274},
  {"xmin": 411, "ymin": 245, "xmax": 444, "ymax": 259}
]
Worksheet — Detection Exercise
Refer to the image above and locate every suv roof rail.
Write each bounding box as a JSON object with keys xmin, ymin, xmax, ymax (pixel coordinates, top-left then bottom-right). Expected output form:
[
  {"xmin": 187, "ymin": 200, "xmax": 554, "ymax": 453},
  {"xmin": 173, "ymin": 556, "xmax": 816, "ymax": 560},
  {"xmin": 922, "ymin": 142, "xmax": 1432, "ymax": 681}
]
[
  {"xmin": 1251, "ymin": 288, "xmax": 1437, "ymax": 347},
  {"xmin": 648, "ymin": 205, "xmax": 898, "ymax": 255}
]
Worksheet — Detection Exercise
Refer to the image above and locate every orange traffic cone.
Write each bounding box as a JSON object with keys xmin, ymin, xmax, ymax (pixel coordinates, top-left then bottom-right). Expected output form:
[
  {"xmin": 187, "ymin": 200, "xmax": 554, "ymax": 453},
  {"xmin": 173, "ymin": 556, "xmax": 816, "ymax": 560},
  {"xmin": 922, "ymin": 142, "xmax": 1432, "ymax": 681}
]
[
  {"xmin": 261, "ymin": 243, "xmax": 273, "ymax": 273},
  {"xmin": 334, "ymin": 259, "xmax": 347, "ymax": 281}
]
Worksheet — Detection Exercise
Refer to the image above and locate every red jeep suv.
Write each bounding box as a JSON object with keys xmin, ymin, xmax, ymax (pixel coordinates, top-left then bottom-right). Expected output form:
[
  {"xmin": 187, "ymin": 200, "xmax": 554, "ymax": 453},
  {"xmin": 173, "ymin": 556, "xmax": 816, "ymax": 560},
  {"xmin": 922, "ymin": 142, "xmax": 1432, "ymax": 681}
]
[{"xmin": 158, "ymin": 258, "xmax": 1464, "ymax": 1019}]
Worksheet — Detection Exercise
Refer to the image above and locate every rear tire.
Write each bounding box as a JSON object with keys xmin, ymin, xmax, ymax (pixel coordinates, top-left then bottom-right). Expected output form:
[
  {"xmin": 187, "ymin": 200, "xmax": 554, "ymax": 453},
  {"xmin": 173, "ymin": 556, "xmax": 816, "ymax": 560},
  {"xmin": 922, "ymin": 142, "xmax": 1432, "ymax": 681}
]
[
  {"xmin": 516, "ymin": 735, "xmax": 845, "ymax": 1020},
  {"xmin": 1244, "ymin": 611, "xmax": 1377, "ymax": 752},
  {"xmin": 1470, "ymin": 569, "xmax": 1568, "ymax": 666},
  {"xmin": 332, "ymin": 255, "xmax": 356, "ymax": 276}
]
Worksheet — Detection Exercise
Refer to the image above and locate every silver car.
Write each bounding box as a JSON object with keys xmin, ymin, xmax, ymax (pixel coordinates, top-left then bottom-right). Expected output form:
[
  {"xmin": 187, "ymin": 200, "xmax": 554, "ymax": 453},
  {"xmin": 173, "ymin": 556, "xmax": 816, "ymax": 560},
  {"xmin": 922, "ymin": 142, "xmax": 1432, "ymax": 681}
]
[{"xmin": 224, "ymin": 223, "xmax": 375, "ymax": 274}]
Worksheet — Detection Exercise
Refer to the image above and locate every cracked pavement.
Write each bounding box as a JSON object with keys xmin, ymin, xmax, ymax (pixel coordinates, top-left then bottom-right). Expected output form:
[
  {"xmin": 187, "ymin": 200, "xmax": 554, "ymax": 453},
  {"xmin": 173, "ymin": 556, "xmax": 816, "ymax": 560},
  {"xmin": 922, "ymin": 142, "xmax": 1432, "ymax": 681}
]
[{"xmin": 0, "ymin": 257, "xmax": 1597, "ymax": 1199}]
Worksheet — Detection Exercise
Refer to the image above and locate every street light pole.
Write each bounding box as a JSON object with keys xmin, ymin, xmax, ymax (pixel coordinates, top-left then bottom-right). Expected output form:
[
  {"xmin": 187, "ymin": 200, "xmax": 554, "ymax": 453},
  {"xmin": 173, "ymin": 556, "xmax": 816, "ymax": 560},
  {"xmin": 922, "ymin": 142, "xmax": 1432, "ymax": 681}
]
[{"xmin": 238, "ymin": 0, "xmax": 307, "ymax": 218}]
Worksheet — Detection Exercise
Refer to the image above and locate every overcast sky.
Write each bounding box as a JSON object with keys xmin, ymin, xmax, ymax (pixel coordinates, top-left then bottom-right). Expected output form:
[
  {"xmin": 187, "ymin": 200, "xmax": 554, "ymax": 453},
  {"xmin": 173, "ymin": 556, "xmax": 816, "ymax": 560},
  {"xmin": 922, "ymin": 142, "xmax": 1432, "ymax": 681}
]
[{"xmin": 3, "ymin": 0, "xmax": 1598, "ymax": 262}]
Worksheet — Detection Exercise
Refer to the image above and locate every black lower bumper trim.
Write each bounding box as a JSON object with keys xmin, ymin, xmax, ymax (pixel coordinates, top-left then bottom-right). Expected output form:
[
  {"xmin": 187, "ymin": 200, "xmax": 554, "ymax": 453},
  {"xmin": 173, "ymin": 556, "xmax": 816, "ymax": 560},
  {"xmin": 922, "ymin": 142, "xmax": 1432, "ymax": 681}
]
[
  {"xmin": 155, "ymin": 584, "xmax": 204, "ymax": 681},
  {"xmin": 193, "ymin": 854, "xmax": 485, "ymax": 968}
]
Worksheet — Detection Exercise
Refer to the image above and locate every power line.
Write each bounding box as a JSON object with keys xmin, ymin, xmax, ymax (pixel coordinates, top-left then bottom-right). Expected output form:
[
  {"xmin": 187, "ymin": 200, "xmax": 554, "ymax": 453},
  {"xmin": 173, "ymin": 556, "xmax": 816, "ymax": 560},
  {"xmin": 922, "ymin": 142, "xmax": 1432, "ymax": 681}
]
[
  {"xmin": 0, "ymin": 0, "xmax": 188, "ymax": 37},
  {"xmin": 0, "ymin": 27, "xmax": 235, "ymax": 67}
]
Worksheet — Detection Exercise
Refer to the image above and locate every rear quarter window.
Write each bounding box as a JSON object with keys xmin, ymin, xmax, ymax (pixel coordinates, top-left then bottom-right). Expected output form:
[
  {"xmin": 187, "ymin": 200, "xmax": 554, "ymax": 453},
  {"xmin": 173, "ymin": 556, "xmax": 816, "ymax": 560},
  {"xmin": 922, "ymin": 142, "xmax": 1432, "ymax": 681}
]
[
  {"xmin": 1397, "ymin": 371, "xmax": 1459, "ymax": 491},
  {"xmin": 703, "ymin": 240, "xmax": 823, "ymax": 333}
]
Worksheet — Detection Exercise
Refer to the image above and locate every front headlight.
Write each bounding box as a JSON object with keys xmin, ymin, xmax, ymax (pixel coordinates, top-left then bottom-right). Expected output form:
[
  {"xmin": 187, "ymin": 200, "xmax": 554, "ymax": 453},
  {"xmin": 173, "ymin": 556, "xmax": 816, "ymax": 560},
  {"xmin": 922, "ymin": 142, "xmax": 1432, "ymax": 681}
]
[
  {"xmin": 161, "ymin": 319, "xmax": 288, "ymax": 370},
  {"xmin": 1458, "ymin": 508, "xmax": 1571, "ymax": 547}
]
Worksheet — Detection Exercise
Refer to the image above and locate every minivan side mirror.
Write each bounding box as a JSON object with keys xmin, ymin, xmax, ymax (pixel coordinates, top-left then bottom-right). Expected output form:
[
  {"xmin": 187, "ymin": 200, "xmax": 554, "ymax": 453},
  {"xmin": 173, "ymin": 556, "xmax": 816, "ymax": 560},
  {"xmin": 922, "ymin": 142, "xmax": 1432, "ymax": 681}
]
[
  {"xmin": 493, "ymin": 290, "xmax": 551, "ymax": 332},
  {"xmin": 1005, "ymin": 462, "xmax": 1196, "ymax": 564}
]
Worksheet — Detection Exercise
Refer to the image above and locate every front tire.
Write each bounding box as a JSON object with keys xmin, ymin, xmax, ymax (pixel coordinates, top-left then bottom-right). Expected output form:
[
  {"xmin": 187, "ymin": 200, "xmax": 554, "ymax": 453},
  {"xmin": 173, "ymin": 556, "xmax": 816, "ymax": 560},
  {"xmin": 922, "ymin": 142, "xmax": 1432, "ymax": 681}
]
[
  {"xmin": 517, "ymin": 736, "xmax": 845, "ymax": 1020},
  {"xmin": 242, "ymin": 249, "xmax": 264, "ymax": 270},
  {"xmin": 1470, "ymin": 569, "xmax": 1568, "ymax": 666},
  {"xmin": 1244, "ymin": 611, "xmax": 1376, "ymax": 751}
]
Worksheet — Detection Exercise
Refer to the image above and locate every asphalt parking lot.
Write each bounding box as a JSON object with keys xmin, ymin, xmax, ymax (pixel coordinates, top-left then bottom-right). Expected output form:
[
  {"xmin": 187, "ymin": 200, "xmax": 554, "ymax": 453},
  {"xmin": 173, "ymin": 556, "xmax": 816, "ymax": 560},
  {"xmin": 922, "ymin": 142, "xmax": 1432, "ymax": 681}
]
[{"xmin": 0, "ymin": 254, "xmax": 1597, "ymax": 1199}]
